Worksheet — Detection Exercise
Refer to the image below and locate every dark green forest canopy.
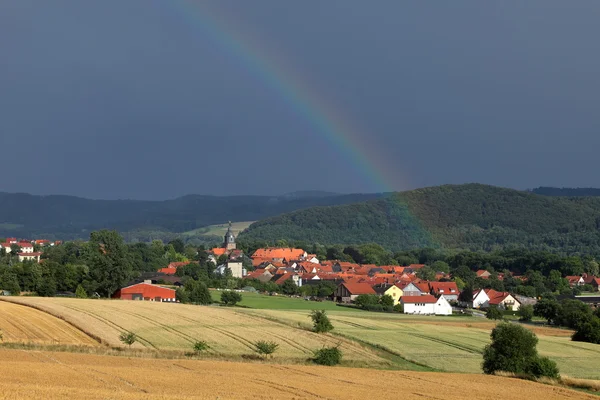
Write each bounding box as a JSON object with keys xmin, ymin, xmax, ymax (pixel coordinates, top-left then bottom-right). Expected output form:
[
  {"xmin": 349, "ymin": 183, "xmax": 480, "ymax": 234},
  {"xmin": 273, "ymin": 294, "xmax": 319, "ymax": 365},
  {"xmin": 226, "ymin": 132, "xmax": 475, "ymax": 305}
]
[{"xmin": 240, "ymin": 184, "xmax": 600, "ymax": 254}]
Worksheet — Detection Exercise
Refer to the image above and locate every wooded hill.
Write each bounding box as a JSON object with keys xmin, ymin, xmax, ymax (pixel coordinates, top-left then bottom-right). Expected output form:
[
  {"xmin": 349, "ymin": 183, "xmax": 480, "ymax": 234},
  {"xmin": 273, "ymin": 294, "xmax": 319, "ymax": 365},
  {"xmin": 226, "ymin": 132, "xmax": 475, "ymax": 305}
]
[
  {"xmin": 239, "ymin": 184, "xmax": 600, "ymax": 254},
  {"xmin": 0, "ymin": 192, "xmax": 380, "ymax": 242}
]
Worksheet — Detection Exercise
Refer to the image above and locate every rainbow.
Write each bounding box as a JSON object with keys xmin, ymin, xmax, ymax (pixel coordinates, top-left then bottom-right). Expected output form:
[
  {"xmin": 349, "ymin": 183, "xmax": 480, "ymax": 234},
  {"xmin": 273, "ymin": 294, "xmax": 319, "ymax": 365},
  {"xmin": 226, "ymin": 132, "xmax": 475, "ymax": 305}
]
[{"xmin": 156, "ymin": 0, "xmax": 406, "ymax": 193}]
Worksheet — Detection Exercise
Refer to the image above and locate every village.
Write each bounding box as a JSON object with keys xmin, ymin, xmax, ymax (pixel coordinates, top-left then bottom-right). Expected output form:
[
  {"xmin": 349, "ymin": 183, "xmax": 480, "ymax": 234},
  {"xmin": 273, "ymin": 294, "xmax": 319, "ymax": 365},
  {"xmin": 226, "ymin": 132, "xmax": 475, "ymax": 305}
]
[{"xmin": 112, "ymin": 225, "xmax": 600, "ymax": 315}]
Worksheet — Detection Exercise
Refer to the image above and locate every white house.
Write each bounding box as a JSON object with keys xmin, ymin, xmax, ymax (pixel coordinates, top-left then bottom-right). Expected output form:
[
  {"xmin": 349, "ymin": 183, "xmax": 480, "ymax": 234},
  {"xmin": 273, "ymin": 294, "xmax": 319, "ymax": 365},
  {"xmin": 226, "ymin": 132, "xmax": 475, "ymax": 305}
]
[
  {"xmin": 401, "ymin": 295, "xmax": 452, "ymax": 315},
  {"xmin": 472, "ymin": 289, "xmax": 490, "ymax": 308},
  {"xmin": 18, "ymin": 252, "xmax": 41, "ymax": 263},
  {"xmin": 0, "ymin": 243, "xmax": 11, "ymax": 254},
  {"xmin": 18, "ymin": 243, "xmax": 34, "ymax": 253},
  {"xmin": 402, "ymin": 282, "xmax": 427, "ymax": 297}
]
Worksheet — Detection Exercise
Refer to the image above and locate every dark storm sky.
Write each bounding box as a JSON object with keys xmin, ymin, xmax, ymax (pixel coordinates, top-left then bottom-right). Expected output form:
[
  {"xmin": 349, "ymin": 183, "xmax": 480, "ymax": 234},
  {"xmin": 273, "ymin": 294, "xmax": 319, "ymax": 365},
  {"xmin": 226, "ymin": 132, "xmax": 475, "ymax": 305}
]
[{"xmin": 1, "ymin": 1, "xmax": 599, "ymax": 200}]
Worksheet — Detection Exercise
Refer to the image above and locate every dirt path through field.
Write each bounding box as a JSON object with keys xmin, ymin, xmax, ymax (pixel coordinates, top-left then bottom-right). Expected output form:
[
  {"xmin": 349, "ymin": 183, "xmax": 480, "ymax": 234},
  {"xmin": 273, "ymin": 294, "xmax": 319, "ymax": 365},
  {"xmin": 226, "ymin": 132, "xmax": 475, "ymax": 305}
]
[{"xmin": 0, "ymin": 348, "xmax": 593, "ymax": 400}]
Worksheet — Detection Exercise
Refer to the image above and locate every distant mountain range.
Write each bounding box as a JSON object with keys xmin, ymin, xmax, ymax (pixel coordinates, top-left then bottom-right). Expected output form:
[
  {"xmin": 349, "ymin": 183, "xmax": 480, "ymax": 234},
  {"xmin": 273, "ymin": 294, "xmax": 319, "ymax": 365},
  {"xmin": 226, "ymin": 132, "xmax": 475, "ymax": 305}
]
[
  {"xmin": 240, "ymin": 184, "xmax": 600, "ymax": 253},
  {"xmin": 0, "ymin": 191, "xmax": 381, "ymax": 242},
  {"xmin": 530, "ymin": 187, "xmax": 600, "ymax": 197}
]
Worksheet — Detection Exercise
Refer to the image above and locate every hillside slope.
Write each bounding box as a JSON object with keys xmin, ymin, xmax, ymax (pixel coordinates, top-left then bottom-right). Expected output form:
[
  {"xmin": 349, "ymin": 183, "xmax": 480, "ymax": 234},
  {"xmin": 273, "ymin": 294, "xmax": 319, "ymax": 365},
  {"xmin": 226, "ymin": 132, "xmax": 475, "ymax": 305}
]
[
  {"xmin": 240, "ymin": 184, "xmax": 600, "ymax": 252},
  {"xmin": 0, "ymin": 192, "xmax": 380, "ymax": 241}
]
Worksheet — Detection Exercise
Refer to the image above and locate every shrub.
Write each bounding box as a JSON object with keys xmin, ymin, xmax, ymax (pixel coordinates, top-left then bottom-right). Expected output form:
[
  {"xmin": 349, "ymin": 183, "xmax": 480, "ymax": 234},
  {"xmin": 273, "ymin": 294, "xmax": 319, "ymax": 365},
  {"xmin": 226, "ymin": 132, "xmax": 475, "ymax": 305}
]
[
  {"xmin": 193, "ymin": 340, "xmax": 209, "ymax": 353},
  {"xmin": 253, "ymin": 340, "xmax": 279, "ymax": 358},
  {"xmin": 572, "ymin": 316, "xmax": 600, "ymax": 344},
  {"xmin": 482, "ymin": 323, "xmax": 560, "ymax": 379},
  {"xmin": 394, "ymin": 303, "xmax": 404, "ymax": 313},
  {"xmin": 310, "ymin": 310, "xmax": 334, "ymax": 333},
  {"xmin": 119, "ymin": 332, "xmax": 136, "ymax": 348},
  {"xmin": 486, "ymin": 307, "xmax": 503, "ymax": 320},
  {"xmin": 75, "ymin": 284, "xmax": 87, "ymax": 299},
  {"xmin": 220, "ymin": 290, "xmax": 242, "ymax": 306},
  {"xmin": 379, "ymin": 294, "xmax": 394, "ymax": 307},
  {"xmin": 518, "ymin": 305, "xmax": 534, "ymax": 322},
  {"xmin": 313, "ymin": 346, "xmax": 342, "ymax": 366},
  {"xmin": 527, "ymin": 356, "xmax": 560, "ymax": 379}
]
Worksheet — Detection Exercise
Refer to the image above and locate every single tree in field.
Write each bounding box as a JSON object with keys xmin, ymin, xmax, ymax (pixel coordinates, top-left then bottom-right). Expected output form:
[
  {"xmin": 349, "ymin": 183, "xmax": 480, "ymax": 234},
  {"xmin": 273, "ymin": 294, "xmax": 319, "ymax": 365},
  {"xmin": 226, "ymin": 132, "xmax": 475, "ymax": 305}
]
[
  {"xmin": 119, "ymin": 332, "xmax": 137, "ymax": 348},
  {"xmin": 483, "ymin": 323, "xmax": 559, "ymax": 378},
  {"xmin": 220, "ymin": 290, "xmax": 242, "ymax": 306},
  {"xmin": 193, "ymin": 340, "xmax": 209, "ymax": 353},
  {"xmin": 253, "ymin": 340, "xmax": 279, "ymax": 359},
  {"xmin": 88, "ymin": 230, "xmax": 133, "ymax": 298},
  {"xmin": 310, "ymin": 310, "xmax": 334, "ymax": 333}
]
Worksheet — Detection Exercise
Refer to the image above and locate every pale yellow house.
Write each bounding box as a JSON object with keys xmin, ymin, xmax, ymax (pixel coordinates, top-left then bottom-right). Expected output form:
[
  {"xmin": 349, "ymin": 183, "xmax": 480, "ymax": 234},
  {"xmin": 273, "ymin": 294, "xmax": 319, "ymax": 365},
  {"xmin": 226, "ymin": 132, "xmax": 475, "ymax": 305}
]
[{"xmin": 373, "ymin": 284, "xmax": 403, "ymax": 305}]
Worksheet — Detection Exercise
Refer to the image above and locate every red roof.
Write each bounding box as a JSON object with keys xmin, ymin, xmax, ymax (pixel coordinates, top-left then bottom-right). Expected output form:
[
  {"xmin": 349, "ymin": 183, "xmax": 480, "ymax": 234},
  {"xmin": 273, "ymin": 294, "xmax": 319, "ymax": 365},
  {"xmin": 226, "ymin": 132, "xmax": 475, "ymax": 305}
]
[
  {"xmin": 484, "ymin": 289, "xmax": 513, "ymax": 305},
  {"xmin": 408, "ymin": 264, "xmax": 425, "ymax": 270},
  {"xmin": 211, "ymin": 248, "xmax": 228, "ymax": 256},
  {"xmin": 429, "ymin": 282, "xmax": 459, "ymax": 296},
  {"xmin": 251, "ymin": 248, "xmax": 305, "ymax": 260},
  {"xmin": 402, "ymin": 295, "xmax": 437, "ymax": 304},
  {"xmin": 158, "ymin": 267, "xmax": 177, "ymax": 275},
  {"xmin": 340, "ymin": 282, "xmax": 376, "ymax": 295},
  {"xmin": 112, "ymin": 283, "xmax": 176, "ymax": 299}
]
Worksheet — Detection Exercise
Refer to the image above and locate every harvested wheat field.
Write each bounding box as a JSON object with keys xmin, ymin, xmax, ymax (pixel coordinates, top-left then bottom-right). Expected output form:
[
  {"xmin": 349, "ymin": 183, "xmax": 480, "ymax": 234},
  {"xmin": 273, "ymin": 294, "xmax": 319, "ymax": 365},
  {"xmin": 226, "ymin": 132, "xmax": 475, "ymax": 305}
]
[
  {"xmin": 243, "ymin": 308, "xmax": 600, "ymax": 380},
  {"xmin": 2, "ymin": 297, "xmax": 384, "ymax": 365},
  {"xmin": 0, "ymin": 348, "xmax": 593, "ymax": 400},
  {"xmin": 0, "ymin": 300, "xmax": 98, "ymax": 346}
]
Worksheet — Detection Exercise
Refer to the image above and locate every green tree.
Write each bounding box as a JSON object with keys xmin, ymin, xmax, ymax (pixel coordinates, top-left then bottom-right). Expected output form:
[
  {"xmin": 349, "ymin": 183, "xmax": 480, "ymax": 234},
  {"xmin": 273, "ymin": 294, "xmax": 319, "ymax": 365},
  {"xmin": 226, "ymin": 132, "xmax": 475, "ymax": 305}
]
[
  {"xmin": 310, "ymin": 310, "xmax": 334, "ymax": 333},
  {"xmin": 354, "ymin": 294, "xmax": 379, "ymax": 309},
  {"xmin": 280, "ymin": 278, "xmax": 299, "ymax": 295},
  {"xmin": 430, "ymin": 260, "xmax": 450, "ymax": 273},
  {"xmin": 168, "ymin": 239, "xmax": 185, "ymax": 254},
  {"xmin": 185, "ymin": 280, "xmax": 212, "ymax": 305},
  {"xmin": 88, "ymin": 230, "xmax": 133, "ymax": 297},
  {"xmin": 533, "ymin": 298, "xmax": 561, "ymax": 325},
  {"xmin": 253, "ymin": 340, "xmax": 279, "ymax": 358},
  {"xmin": 0, "ymin": 272, "xmax": 21, "ymax": 295},
  {"xmin": 483, "ymin": 323, "xmax": 559, "ymax": 379},
  {"xmin": 313, "ymin": 346, "xmax": 342, "ymax": 366},
  {"xmin": 486, "ymin": 307, "xmax": 503, "ymax": 320},
  {"xmin": 572, "ymin": 317, "xmax": 600, "ymax": 344},
  {"xmin": 518, "ymin": 304, "xmax": 534, "ymax": 322},
  {"xmin": 75, "ymin": 284, "xmax": 87, "ymax": 298},
  {"xmin": 380, "ymin": 294, "xmax": 394, "ymax": 307},
  {"xmin": 220, "ymin": 290, "xmax": 242, "ymax": 306},
  {"xmin": 119, "ymin": 331, "xmax": 137, "ymax": 348},
  {"xmin": 416, "ymin": 266, "xmax": 436, "ymax": 281},
  {"xmin": 556, "ymin": 299, "xmax": 592, "ymax": 329}
]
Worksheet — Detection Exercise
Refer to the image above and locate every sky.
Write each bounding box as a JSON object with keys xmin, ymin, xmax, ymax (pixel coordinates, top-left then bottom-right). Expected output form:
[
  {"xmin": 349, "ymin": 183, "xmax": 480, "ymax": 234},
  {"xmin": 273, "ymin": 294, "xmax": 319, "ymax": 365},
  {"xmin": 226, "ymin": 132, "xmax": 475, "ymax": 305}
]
[{"xmin": 1, "ymin": 1, "xmax": 599, "ymax": 200}]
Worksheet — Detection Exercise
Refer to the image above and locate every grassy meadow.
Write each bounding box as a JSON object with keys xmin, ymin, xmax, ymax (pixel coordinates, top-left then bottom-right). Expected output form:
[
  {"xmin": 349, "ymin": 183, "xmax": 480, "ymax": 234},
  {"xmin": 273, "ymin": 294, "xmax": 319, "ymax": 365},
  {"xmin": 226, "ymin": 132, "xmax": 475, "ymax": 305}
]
[
  {"xmin": 241, "ymin": 308, "xmax": 600, "ymax": 380},
  {"xmin": 210, "ymin": 290, "xmax": 355, "ymax": 311}
]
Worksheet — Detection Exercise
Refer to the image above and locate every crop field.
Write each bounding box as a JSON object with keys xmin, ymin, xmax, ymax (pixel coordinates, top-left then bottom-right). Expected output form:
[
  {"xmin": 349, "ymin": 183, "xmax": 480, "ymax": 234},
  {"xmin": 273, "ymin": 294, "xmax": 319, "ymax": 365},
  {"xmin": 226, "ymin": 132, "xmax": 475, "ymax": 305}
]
[
  {"xmin": 242, "ymin": 309, "xmax": 600, "ymax": 380},
  {"xmin": 2, "ymin": 297, "xmax": 384, "ymax": 365},
  {"xmin": 0, "ymin": 348, "xmax": 593, "ymax": 400},
  {"xmin": 210, "ymin": 290, "xmax": 355, "ymax": 311},
  {"xmin": 0, "ymin": 300, "xmax": 98, "ymax": 346}
]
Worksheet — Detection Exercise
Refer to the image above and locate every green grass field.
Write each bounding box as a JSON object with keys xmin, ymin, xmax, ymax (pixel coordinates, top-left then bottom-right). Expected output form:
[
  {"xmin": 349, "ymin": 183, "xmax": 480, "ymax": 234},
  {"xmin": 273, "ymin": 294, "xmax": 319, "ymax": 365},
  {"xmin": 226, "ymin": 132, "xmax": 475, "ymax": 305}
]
[
  {"xmin": 210, "ymin": 290, "xmax": 360, "ymax": 311},
  {"xmin": 238, "ymin": 308, "xmax": 600, "ymax": 380},
  {"xmin": 182, "ymin": 221, "xmax": 254, "ymax": 239}
]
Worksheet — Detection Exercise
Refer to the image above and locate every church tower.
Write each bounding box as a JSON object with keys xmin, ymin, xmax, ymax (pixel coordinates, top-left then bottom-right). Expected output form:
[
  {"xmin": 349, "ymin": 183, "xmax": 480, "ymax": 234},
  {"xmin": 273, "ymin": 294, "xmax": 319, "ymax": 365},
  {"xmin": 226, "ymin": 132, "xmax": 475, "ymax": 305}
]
[{"xmin": 224, "ymin": 221, "xmax": 236, "ymax": 250}]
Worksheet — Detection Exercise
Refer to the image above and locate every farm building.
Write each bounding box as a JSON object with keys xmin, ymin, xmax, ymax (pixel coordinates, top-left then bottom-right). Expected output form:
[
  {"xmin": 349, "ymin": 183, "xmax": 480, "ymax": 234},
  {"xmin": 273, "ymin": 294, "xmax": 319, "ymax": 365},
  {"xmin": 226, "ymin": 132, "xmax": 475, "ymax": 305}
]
[
  {"xmin": 334, "ymin": 282, "xmax": 376, "ymax": 303},
  {"xmin": 112, "ymin": 282, "xmax": 176, "ymax": 302},
  {"xmin": 401, "ymin": 295, "xmax": 452, "ymax": 315}
]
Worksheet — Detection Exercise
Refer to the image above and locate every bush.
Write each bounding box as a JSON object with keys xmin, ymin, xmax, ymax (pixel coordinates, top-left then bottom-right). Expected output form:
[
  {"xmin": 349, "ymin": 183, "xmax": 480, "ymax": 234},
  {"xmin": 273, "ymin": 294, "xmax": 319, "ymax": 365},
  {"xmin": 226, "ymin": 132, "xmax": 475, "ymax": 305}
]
[
  {"xmin": 482, "ymin": 323, "xmax": 559, "ymax": 379},
  {"xmin": 253, "ymin": 340, "xmax": 279, "ymax": 358},
  {"xmin": 193, "ymin": 340, "xmax": 209, "ymax": 353},
  {"xmin": 572, "ymin": 316, "xmax": 600, "ymax": 344},
  {"xmin": 119, "ymin": 332, "xmax": 136, "ymax": 348},
  {"xmin": 221, "ymin": 290, "xmax": 242, "ymax": 306},
  {"xmin": 486, "ymin": 307, "xmax": 503, "ymax": 320},
  {"xmin": 310, "ymin": 310, "xmax": 334, "ymax": 333},
  {"xmin": 313, "ymin": 346, "xmax": 342, "ymax": 366},
  {"xmin": 75, "ymin": 284, "xmax": 87, "ymax": 299},
  {"xmin": 518, "ymin": 305, "xmax": 534, "ymax": 322},
  {"xmin": 380, "ymin": 294, "xmax": 394, "ymax": 307},
  {"xmin": 394, "ymin": 303, "xmax": 404, "ymax": 313},
  {"xmin": 527, "ymin": 356, "xmax": 560, "ymax": 379}
]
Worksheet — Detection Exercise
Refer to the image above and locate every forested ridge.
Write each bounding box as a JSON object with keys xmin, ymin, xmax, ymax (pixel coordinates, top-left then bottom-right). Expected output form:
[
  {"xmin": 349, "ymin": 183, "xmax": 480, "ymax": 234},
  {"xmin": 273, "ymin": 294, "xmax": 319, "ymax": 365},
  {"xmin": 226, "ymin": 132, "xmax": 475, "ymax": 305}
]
[
  {"xmin": 0, "ymin": 192, "xmax": 380, "ymax": 242},
  {"xmin": 240, "ymin": 184, "xmax": 600, "ymax": 253}
]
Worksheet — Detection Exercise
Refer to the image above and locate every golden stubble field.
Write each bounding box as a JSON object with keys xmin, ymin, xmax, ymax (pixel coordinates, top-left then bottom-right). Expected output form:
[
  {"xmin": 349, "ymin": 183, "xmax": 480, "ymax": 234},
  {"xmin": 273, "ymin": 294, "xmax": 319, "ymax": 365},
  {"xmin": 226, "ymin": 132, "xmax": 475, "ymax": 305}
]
[
  {"xmin": 0, "ymin": 300, "xmax": 98, "ymax": 346},
  {"xmin": 1, "ymin": 297, "xmax": 384, "ymax": 365},
  {"xmin": 0, "ymin": 348, "xmax": 594, "ymax": 400}
]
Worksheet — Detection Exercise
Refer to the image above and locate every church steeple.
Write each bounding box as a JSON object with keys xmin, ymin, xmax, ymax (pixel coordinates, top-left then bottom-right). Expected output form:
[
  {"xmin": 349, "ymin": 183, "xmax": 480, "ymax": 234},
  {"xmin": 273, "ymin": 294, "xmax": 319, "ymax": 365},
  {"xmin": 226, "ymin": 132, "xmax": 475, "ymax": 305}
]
[{"xmin": 224, "ymin": 221, "xmax": 236, "ymax": 250}]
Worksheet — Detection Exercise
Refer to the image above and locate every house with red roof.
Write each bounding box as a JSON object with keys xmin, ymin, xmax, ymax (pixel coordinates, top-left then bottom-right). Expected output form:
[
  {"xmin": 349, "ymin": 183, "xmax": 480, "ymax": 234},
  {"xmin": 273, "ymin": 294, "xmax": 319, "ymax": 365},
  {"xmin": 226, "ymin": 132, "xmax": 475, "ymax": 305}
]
[
  {"xmin": 472, "ymin": 289, "xmax": 490, "ymax": 308},
  {"xmin": 334, "ymin": 282, "xmax": 376, "ymax": 303},
  {"xmin": 18, "ymin": 252, "xmax": 42, "ymax": 263},
  {"xmin": 476, "ymin": 270, "xmax": 492, "ymax": 279},
  {"xmin": 591, "ymin": 278, "xmax": 600, "ymax": 292},
  {"xmin": 401, "ymin": 295, "xmax": 452, "ymax": 315},
  {"xmin": 485, "ymin": 289, "xmax": 521, "ymax": 311},
  {"xmin": 402, "ymin": 281, "xmax": 430, "ymax": 296},
  {"xmin": 429, "ymin": 282, "xmax": 460, "ymax": 302},
  {"xmin": 566, "ymin": 276, "xmax": 585, "ymax": 287},
  {"xmin": 112, "ymin": 281, "xmax": 176, "ymax": 302}
]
